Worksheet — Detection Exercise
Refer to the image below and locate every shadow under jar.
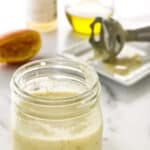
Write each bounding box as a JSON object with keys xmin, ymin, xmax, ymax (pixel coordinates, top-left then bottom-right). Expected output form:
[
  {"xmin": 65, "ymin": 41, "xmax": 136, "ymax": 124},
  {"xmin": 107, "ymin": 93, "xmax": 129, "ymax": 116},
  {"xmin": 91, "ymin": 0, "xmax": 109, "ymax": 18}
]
[{"xmin": 10, "ymin": 57, "xmax": 103, "ymax": 150}]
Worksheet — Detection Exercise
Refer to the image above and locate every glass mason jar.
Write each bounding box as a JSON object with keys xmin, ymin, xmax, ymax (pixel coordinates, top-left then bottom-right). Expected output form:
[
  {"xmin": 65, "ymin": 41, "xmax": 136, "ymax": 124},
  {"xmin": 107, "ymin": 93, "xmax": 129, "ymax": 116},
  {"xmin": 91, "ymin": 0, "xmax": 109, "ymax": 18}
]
[
  {"xmin": 10, "ymin": 57, "xmax": 103, "ymax": 150},
  {"xmin": 26, "ymin": 0, "xmax": 57, "ymax": 32},
  {"xmin": 65, "ymin": 0, "xmax": 114, "ymax": 35}
]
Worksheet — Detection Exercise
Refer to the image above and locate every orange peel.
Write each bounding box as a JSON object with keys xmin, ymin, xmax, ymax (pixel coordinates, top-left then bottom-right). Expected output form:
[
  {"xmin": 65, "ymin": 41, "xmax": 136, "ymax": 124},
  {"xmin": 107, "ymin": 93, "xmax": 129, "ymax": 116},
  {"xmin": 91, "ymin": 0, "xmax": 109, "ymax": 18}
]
[{"xmin": 0, "ymin": 29, "xmax": 41, "ymax": 63}]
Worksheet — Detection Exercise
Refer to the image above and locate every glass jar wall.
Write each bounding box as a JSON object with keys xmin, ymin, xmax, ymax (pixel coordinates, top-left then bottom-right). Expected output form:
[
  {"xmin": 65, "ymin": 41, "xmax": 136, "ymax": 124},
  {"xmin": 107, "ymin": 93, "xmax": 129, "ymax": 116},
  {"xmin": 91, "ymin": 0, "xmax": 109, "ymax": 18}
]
[{"xmin": 10, "ymin": 57, "xmax": 103, "ymax": 150}]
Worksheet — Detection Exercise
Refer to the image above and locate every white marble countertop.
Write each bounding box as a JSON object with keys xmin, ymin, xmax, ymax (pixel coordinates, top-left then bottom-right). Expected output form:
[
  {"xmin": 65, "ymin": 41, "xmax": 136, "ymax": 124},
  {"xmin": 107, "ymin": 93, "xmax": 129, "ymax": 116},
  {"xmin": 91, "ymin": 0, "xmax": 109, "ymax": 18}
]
[{"xmin": 0, "ymin": 0, "xmax": 150, "ymax": 150}]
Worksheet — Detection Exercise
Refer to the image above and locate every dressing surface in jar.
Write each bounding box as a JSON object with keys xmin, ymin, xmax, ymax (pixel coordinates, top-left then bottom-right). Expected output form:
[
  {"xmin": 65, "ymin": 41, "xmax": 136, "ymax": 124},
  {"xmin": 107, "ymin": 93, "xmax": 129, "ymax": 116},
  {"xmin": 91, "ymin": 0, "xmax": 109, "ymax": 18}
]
[{"xmin": 10, "ymin": 57, "xmax": 103, "ymax": 150}]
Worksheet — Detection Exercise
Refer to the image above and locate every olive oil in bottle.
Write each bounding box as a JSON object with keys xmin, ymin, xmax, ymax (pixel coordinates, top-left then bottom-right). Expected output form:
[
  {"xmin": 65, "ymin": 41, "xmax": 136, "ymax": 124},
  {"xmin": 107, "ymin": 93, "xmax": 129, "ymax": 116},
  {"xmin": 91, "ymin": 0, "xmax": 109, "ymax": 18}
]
[{"xmin": 65, "ymin": 0, "xmax": 113, "ymax": 35}]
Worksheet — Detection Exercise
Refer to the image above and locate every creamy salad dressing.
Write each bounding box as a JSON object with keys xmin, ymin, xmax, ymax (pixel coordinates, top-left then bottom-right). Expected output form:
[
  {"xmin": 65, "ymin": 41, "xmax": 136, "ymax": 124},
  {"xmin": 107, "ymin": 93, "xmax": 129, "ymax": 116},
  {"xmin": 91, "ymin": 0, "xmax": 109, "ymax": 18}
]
[{"xmin": 12, "ymin": 91, "xmax": 102, "ymax": 150}]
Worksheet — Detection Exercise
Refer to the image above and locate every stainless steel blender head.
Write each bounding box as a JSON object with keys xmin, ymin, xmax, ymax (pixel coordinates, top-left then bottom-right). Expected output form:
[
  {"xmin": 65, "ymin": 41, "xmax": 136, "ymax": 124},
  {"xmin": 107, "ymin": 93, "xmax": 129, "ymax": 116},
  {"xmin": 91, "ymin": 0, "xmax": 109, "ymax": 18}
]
[{"xmin": 89, "ymin": 17, "xmax": 150, "ymax": 61}]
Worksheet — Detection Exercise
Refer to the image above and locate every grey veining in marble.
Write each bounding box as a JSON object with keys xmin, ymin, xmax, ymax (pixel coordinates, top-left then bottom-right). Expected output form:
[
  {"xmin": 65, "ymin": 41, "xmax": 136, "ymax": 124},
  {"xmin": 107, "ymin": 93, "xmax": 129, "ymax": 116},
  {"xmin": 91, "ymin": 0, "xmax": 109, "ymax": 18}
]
[{"xmin": 101, "ymin": 76, "xmax": 150, "ymax": 150}]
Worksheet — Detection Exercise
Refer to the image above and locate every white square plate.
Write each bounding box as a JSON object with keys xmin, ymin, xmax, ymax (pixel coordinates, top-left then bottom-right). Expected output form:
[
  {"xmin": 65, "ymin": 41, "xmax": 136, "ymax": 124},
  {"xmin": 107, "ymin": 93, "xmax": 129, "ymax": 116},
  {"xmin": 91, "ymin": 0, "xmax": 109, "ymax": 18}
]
[{"xmin": 63, "ymin": 41, "xmax": 150, "ymax": 86}]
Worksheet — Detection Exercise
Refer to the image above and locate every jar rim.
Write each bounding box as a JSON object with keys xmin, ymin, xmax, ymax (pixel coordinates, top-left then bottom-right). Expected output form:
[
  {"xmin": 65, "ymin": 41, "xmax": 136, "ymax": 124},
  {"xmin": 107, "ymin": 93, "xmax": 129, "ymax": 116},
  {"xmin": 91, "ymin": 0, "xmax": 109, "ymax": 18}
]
[{"xmin": 11, "ymin": 56, "xmax": 100, "ymax": 105}]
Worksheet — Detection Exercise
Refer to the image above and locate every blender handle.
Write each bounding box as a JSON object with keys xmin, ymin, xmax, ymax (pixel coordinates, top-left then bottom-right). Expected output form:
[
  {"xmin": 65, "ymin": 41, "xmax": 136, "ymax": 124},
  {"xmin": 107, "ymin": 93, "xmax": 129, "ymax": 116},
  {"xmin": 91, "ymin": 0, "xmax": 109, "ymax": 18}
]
[{"xmin": 126, "ymin": 26, "xmax": 150, "ymax": 41}]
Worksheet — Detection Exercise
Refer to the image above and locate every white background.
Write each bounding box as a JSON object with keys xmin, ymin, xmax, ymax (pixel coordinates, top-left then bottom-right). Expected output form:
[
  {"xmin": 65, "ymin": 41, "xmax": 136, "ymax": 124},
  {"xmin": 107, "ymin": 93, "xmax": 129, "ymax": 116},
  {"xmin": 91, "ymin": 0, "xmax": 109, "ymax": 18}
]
[{"xmin": 0, "ymin": 0, "xmax": 150, "ymax": 33}]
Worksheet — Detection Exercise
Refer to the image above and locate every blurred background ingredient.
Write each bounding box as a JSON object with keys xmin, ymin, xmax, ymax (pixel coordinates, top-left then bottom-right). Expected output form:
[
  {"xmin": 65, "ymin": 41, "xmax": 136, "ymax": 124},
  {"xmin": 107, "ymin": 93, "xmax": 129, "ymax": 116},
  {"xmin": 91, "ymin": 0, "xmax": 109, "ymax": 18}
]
[
  {"xmin": 26, "ymin": 0, "xmax": 57, "ymax": 32},
  {"xmin": 65, "ymin": 0, "xmax": 113, "ymax": 35},
  {"xmin": 0, "ymin": 29, "xmax": 41, "ymax": 63}
]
